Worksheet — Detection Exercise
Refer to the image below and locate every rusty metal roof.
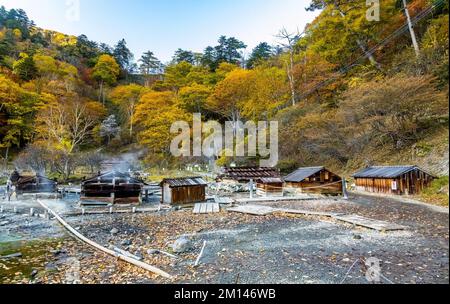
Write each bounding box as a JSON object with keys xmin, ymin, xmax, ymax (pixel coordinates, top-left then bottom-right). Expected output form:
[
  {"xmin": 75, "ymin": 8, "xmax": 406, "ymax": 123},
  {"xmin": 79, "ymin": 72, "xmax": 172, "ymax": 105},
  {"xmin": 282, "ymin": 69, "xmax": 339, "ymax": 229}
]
[
  {"xmin": 284, "ymin": 167, "xmax": 326, "ymax": 183},
  {"xmin": 161, "ymin": 177, "xmax": 208, "ymax": 188},
  {"xmin": 219, "ymin": 167, "xmax": 280, "ymax": 181},
  {"xmin": 257, "ymin": 178, "xmax": 284, "ymax": 184},
  {"xmin": 353, "ymin": 166, "xmax": 433, "ymax": 179},
  {"xmin": 83, "ymin": 171, "xmax": 144, "ymax": 185}
]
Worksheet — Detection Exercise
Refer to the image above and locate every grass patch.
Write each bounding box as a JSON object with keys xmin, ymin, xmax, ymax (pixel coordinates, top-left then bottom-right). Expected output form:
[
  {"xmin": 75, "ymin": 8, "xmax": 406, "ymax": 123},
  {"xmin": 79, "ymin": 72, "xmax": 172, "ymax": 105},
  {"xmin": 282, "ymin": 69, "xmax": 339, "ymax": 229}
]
[{"xmin": 420, "ymin": 176, "xmax": 449, "ymax": 207}]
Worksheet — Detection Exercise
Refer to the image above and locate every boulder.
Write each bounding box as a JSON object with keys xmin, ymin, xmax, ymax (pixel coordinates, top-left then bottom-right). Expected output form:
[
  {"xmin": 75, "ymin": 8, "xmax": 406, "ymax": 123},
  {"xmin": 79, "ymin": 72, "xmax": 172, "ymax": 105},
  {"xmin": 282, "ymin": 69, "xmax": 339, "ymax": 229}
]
[{"xmin": 171, "ymin": 236, "xmax": 193, "ymax": 253}]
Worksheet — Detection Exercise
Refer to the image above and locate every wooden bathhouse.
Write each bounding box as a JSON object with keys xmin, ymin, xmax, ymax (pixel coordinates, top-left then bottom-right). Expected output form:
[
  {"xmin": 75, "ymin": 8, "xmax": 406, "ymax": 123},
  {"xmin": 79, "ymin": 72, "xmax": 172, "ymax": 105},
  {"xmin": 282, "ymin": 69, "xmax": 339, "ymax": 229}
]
[
  {"xmin": 160, "ymin": 177, "xmax": 208, "ymax": 205},
  {"xmin": 80, "ymin": 171, "xmax": 144, "ymax": 205},
  {"xmin": 9, "ymin": 171, "xmax": 57, "ymax": 194},
  {"xmin": 256, "ymin": 178, "xmax": 284, "ymax": 197},
  {"xmin": 218, "ymin": 167, "xmax": 281, "ymax": 183},
  {"xmin": 353, "ymin": 166, "xmax": 435, "ymax": 195},
  {"xmin": 284, "ymin": 167, "xmax": 343, "ymax": 195}
]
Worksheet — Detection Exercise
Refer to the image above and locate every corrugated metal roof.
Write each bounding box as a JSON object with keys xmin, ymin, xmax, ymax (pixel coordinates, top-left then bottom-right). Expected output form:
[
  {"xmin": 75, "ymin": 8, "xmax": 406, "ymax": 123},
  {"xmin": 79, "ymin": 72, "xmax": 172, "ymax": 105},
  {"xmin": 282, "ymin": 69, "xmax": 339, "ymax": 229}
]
[
  {"xmin": 220, "ymin": 167, "xmax": 280, "ymax": 181},
  {"xmin": 353, "ymin": 166, "xmax": 431, "ymax": 179},
  {"xmin": 161, "ymin": 177, "xmax": 208, "ymax": 188},
  {"xmin": 284, "ymin": 167, "xmax": 325, "ymax": 182},
  {"xmin": 257, "ymin": 178, "xmax": 284, "ymax": 184},
  {"xmin": 83, "ymin": 171, "xmax": 144, "ymax": 185}
]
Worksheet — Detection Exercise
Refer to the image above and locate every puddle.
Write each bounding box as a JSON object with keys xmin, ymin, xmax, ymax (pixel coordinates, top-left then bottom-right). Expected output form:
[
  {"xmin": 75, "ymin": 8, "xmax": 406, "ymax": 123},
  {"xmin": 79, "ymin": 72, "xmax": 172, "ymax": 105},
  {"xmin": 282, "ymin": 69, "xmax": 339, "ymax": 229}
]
[{"xmin": 0, "ymin": 238, "xmax": 66, "ymax": 283}]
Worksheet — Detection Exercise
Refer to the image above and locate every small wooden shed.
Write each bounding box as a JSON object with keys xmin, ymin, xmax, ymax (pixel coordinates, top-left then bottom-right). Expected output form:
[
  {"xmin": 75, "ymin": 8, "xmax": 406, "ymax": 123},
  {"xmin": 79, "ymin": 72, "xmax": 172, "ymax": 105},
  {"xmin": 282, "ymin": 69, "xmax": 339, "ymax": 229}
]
[
  {"xmin": 256, "ymin": 178, "xmax": 284, "ymax": 197},
  {"xmin": 284, "ymin": 167, "xmax": 343, "ymax": 195},
  {"xmin": 353, "ymin": 166, "xmax": 435, "ymax": 195},
  {"xmin": 10, "ymin": 171, "xmax": 57, "ymax": 194},
  {"xmin": 81, "ymin": 171, "xmax": 144, "ymax": 205},
  {"xmin": 160, "ymin": 177, "xmax": 207, "ymax": 205}
]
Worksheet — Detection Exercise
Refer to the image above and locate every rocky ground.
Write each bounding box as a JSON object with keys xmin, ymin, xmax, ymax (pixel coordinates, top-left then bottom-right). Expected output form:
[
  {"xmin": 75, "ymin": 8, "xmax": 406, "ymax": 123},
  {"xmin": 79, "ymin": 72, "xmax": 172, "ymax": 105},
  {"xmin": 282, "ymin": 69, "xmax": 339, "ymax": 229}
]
[{"xmin": 0, "ymin": 193, "xmax": 448, "ymax": 284}]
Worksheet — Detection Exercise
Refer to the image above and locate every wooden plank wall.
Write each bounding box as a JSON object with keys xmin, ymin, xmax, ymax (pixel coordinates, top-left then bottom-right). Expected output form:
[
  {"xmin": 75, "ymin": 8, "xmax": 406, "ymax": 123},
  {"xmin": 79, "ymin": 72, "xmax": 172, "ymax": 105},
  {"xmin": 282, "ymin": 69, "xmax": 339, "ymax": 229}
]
[
  {"xmin": 355, "ymin": 169, "xmax": 434, "ymax": 195},
  {"xmin": 170, "ymin": 185, "xmax": 206, "ymax": 205},
  {"xmin": 286, "ymin": 169, "xmax": 343, "ymax": 195}
]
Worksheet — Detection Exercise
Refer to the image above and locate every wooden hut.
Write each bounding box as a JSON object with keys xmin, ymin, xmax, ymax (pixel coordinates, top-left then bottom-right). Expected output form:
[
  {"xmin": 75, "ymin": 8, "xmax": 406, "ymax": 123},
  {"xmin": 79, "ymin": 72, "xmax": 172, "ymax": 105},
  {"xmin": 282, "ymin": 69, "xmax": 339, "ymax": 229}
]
[
  {"xmin": 10, "ymin": 171, "xmax": 57, "ymax": 194},
  {"xmin": 218, "ymin": 167, "xmax": 281, "ymax": 183},
  {"xmin": 353, "ymin": 166, "xmax": 435, "ymax": 195},
  {"xmin": 284, "ymin": 167, "xmax": 343, "ymax": 195},
  {"xmin": 160, "ymin": 177, "xmax": 207, "ymax": 205},
  {"xmin": 81, "ymin": 171, "xmax": 144, "ymax": 205},
  {"xmin": 256, "ymin": 178, "xmax": 284, "ymax": 197}
]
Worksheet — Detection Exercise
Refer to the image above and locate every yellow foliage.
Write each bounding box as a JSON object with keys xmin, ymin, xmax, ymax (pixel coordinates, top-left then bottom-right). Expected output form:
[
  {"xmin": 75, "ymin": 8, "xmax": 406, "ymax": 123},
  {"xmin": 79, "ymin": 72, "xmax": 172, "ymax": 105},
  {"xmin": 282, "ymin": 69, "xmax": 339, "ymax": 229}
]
[{"xmin": 134, "ymin": 91, "xmax": 189, "ymax": 153}]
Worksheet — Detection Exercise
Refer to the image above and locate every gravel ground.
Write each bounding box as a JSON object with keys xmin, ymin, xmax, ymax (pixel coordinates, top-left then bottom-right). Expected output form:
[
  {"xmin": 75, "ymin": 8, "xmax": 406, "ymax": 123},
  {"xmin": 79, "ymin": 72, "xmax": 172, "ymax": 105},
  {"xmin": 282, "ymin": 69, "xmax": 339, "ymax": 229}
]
[{"xmin": 0, "ymin": 193, "xmax": 448, "ymax": 284}]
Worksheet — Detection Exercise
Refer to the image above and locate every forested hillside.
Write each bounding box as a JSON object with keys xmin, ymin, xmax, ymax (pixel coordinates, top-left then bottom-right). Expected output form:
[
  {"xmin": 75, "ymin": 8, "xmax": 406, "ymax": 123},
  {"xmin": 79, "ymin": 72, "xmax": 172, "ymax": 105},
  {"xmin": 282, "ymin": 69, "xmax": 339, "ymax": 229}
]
[{"xmin": 0, "ymin": 0, "xmax": 449, "ymax": 184}]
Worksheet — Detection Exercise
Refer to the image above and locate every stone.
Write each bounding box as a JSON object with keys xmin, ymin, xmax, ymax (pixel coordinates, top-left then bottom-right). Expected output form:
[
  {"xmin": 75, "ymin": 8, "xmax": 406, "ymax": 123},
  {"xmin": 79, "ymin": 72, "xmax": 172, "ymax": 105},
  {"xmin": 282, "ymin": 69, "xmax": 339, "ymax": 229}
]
[
  {"xmin": 353, "ymin": 234, "xmax": 363, "ymax": 240},
  {"xmin": 171, "ymin": 236, "xmax": 193, "ymax": 253},
  {"xmin": 110, "ymin": 228, "xmax": 119, "ymax": 235},
  {"xmin": 147, "ymin": 249, "xmax": 160, "ymax": 255},
  {"xmin": 31, "ymin": 269, "xmax": 38, "ymax": 278},
  {"xmin": 121, "ymin": 240, "xmax": 132, "ymax": 246}
]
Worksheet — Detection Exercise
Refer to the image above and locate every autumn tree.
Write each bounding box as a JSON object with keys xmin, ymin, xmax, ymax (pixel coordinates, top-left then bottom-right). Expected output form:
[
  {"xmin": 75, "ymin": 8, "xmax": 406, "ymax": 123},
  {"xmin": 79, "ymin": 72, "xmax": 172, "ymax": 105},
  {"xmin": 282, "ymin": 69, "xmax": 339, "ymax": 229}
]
[
  {"xmin": 92, "ymin": 54, "xmax": 120, "ymax": 104},
  {"xmin": 109, "ymin": 84, "xmax": 149, "ymax": 139},
  {"xmin": 0, "ymin": 75, "xmax": 39, "ymax": 170},
  {"xmin": 134, "ymin": 91, "xmax": 189, "ymax": 155},
  {"xmin": 179, "ymin": 83, "xmax": 212, "ymax": 114},
  {"xmin": 207, "ymin": 69, "xmax": 252, "ymax": 124},
  {"xmin": 36, "ymin": 98, "xmax": 106, "ymax": 180}
]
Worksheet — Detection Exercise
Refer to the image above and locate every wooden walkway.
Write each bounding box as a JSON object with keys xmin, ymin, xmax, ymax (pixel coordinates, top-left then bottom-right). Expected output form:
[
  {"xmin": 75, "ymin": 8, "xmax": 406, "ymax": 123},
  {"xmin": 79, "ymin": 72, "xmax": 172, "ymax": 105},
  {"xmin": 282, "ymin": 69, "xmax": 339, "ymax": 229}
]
[
  {"xmin": 227, "ymin": 205, "xmax": 276, "ymax": 216},
  {"xmin": 333, "ymin": 214, "xmax": 407, "ymax": 231},
  {"xmin": 193, "ymin": 203, "xmax": 220, "ymax": 214},
  {"xmin": 226, "ymin": 205, "xmax": 407, "ymax": 231}
]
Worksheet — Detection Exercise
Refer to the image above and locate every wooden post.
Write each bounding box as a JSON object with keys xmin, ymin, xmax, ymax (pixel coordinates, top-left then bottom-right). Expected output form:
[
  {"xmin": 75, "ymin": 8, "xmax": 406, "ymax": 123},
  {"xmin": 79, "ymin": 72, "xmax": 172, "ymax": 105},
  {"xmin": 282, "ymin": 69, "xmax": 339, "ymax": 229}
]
[
  {"xmin": 0, "ymin": 205, "xmax": 3, "ymax": 213},
  {"xmin": 109, "ymin": 207, "xmax": 113, "ymax": 214},
  {"xmin": 36, "ymin": 199, "xmax": 174, "ymax": 280},
  {"xmin": 249, "ymin": 179, "xmax": 254, "ymax": 199},
  {"xmin": 342, "ymin": 178, "xmax": 349, "ymax": 200},
  {"xmin": 132, "ymin": 207, "xmax": 137, "ymax": 214},
  {"xmin": 13, "ymin": 206, "xmax": 17, "ymax": 213},
  {"xmin": 30, "ymin": 208, "xmax": 34, "ymax": 217}
]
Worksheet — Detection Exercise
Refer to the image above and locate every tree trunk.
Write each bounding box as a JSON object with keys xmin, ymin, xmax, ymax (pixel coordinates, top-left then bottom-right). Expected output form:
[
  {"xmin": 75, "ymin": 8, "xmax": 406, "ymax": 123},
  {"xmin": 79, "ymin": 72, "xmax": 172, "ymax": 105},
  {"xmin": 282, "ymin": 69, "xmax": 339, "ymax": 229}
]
[
  {"xmin": 402, "ymin": 0, "xmax": 421, "ymax": 58},
  {"xmin": 287, "ymin": 50, "xmax": 296, "ymax": 106},
  {"xmin": 333, "ymin": 1, "xmax": 382, "ymax": 69},
  {"xmin": 3, "ymin": 146, "xmax": 9, "ymax": 173},
  {"xmin": 99, "ymin": 81, "xmax": 104, "ymax": 104}
]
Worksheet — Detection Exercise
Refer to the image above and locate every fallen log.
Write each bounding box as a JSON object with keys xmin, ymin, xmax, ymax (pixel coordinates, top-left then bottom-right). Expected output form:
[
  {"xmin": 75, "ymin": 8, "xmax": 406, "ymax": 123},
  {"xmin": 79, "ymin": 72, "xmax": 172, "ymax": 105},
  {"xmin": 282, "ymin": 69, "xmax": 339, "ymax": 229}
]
[{"xmin": 37, "ymin": 199, "xmax": 174, "ymax": 280}]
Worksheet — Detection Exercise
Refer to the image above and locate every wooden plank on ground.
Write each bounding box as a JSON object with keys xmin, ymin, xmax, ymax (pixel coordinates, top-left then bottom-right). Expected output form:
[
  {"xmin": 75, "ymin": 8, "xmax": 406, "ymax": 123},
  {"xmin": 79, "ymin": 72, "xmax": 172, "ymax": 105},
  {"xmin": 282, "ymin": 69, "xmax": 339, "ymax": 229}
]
[
  {"xmin": 227, "ymin": 205, "xmax": 276, "ymax": 216},
  {"xmin": 215, "ymin": 197, "xmax": 234, "ymax": 205},
  {"xmin": 193, "ymin": 203, "xmax": 220, "ymax": 214},
  {"xmin": 193, "ymin": 204, "xmax": 201, "ymax": 214},
  {"xmin": 333, "ymin": 214, "xmax": 407, "ymax": 231},
  {"xmin": 276, "ymin": 208, "xmax": 341, "ymax": 218}
]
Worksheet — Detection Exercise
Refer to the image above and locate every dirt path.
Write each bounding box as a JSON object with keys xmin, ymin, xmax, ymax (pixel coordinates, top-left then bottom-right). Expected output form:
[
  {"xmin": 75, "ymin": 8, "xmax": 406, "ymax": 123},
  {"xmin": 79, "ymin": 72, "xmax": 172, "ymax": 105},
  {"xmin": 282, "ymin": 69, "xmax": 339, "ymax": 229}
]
[{"xmin": 1, "ymin": 194, "xmax": 448, "ymax": 284}]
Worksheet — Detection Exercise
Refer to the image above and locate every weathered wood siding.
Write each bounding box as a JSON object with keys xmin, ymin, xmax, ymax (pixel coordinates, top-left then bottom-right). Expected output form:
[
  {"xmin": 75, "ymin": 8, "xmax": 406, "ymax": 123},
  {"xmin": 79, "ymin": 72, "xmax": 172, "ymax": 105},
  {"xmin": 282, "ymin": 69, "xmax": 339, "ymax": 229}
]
[
  {"xmin": 286, "ymin": 169, "xmax": 343, "ymax": 195},
  {"xmin": 355, "ymin": 169, "xmax": 434, "ymax": 195},
  {"xmin": 256, "ymin": 182, "xmax": 284, "ymax": 197},
  {"xmin": 163, "ymin": 185, "xmax": 206, "ymax": 205}
]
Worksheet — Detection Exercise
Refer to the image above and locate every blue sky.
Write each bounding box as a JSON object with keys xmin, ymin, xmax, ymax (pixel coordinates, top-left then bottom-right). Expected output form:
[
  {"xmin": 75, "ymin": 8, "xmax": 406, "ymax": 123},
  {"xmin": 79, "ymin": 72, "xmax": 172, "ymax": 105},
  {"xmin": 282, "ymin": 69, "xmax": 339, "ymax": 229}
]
[{"xmin": 0, "ymin": 0, "xmax": 320, "ymax": 63}]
